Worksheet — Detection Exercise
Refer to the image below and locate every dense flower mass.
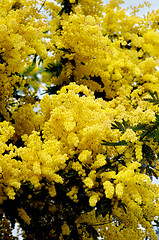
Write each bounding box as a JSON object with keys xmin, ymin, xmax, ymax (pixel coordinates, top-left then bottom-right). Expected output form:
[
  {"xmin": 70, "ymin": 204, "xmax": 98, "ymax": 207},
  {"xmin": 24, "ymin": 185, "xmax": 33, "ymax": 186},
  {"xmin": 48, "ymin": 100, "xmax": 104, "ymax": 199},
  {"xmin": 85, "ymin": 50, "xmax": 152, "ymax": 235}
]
[
  {"xmin": 43, "ymin": 0, "xmax": 159, "ymax": 101},
  {"xmin": 0, "ymin": 0, "xmax": 159, "ymax": 240},
  {"xmin": 1, "ymin": 83, "xmax": 159, "ymax": 239},
  {"xmin": 0, "ymin": 0, "xmax": 47, "ymax": 120}
]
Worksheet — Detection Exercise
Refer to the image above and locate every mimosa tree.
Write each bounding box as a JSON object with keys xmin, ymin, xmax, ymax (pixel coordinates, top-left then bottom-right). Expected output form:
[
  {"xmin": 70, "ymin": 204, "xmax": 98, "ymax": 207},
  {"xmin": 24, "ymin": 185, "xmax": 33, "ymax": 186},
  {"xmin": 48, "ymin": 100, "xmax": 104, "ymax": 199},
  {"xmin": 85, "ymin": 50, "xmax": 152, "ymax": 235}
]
[{"xmin": 0, "ymin": 0, "xmax": 159, "ymax": 239}]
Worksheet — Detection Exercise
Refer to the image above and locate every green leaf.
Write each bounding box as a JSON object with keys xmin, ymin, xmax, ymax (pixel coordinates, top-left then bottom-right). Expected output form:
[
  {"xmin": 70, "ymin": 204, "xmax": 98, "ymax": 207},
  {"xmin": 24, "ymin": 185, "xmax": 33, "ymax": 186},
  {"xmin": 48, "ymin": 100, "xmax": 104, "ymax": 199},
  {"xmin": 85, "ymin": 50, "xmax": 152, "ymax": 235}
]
[
  {"xmin": 148, "ymin": 90, "xmax": 156, "ymax": 100},
  {"xmin": 118, "ymin": 201, "xmax": 127, "ymax": 214},
  {"xmin": 111, "ymin": 121, "xmax": 125, "ymax": 131},
  {"xmin": 45, "ymin": 62, "xmax": 63, "ymax": 77},
  {"xmin": 82, "ymin": 75, "xmax": 88, "ymax": 80},
  {"xmin": 95, "ymin": 198, "xmax": 112, "ymax": 218},
  {"xmin": 154, "ymin": 130, "xmax": 159, "ymax": 142},
  {"xmin": 43, "ymin": 85, "xmax": 61, "ymax": 95},
  {"xmin": 143, "ymin": 90, "xmax": 159, "ymax": 105},
  {"xmin": 153, "ymin": 220, "xmax": 159, "ymax": 226},
  {"xmin": 142, "ymin": 144, "xmax": 156, "ymax": 162},
  {"xmin": 111, "ymin": 120, "xmax": 129, "ymax": 133},
  {"xmin": 155, "ymin": 114, "xmax": 159, "ymax": 124},
  {"xmin": 102, "ymin": 140, "xmax": 127, "ymax": 146},
  {"xmin": 86, "ymin": 224, "xmax": 99, "ymax": 239},
  {"xmin": 132, "ymin": 123, "xmax": 147, "ymax": 132},
  {"xmin": 23, "ymin": 64, "xmax": 35, "ymax": 75}
]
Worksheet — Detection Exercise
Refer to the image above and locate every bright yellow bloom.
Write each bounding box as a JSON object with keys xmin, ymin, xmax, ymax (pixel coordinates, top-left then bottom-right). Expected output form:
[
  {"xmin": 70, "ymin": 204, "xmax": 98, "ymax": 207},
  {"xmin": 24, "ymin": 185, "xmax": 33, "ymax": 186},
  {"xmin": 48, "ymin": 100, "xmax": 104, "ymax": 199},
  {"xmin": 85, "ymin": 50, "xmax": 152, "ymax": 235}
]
[
  {"xmin": 61, "ymin": 221, "xmax": 70, "ymax": 235},
  {"xmin": 103, "ymin": 180, "xmax": 114, "ymax": 199}
]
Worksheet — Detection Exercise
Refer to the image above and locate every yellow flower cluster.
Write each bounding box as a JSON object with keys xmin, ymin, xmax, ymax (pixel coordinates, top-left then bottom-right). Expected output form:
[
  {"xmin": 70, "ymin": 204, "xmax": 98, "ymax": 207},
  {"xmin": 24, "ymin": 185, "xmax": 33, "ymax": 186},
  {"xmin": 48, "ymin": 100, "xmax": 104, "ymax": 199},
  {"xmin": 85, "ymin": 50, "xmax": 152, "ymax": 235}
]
[
  {"xmin": 0, "ymin": 0, "xmax": 47, "ymax": 119},
  {"xmin": 120, "ymin": 128, "xmax": 137, "ymax": 143},
  {"xmin": 103, "ymin": 180, "xmax": 114, "ymax": 199},
  {"xmin": 41, "ymin": 83, "xmax": 116, "ymax": 158},
  {"xmin": 66, "ymin": 186, "xmax": 78, "ymax": 202},
  {"xmin": 61, "ymin": 221, "xmax": 70, "ymax": 236},
  {"xmin": 12, "ymin": 103, "xmax": 41, "ymax": 140},
  {"xmin": 0, "ymin": 81, "xmax": 158, "ymax": 239},
  {"xmin": 0, "ymin": 121, "xmax": 22, "ymax": 202},
  {"xmin": 0, "ymin": 0, "xmax": 159, "ymax": 239},
  {"xmin": 44, "ymin": 0, "xmax": 159, "ymax": 102}
]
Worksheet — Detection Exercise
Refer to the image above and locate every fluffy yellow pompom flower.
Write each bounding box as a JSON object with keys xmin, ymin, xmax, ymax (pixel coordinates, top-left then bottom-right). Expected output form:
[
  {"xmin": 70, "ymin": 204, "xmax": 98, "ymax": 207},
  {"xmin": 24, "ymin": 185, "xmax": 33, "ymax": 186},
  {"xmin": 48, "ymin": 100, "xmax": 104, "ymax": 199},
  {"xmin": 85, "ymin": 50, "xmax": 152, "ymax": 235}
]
[
  {"xmin": 103, "ymin": 180, "xmax": 114, "ymax": 199},
  {"xmin": 48, "ymin": 184, "xmax": 56, "ymax": 197},
  {"xmin": 78, "ymin": 150, "xmax": 92, "ymax": 165},
  {"xmin": 115, "ymin": 183, "xmax": 124, "ymax": 199},
  {"xmin": 89, "ymin": 194, "xmax": 99, "ymax": 207},
  {"xmin": 61, "ymin": 221, "xmax": 70, "ymax": 235},
  {"xmin": 83, "ymin": 177, "xmax": 94, "ymax": 189},
  {"xmin": 66, "ymin": 186, "xmax": 78, "ymax": 202},
  {"xmin": 0, "ymin": 121, "xmax": 15, "ymax": 143},
  {"xmin": 120, "ymin": 128, "xmax": 137, "ymax": 143},
  {"xmin": 92, "ymin": 154, "xmax": 106, "ymax": 169}
]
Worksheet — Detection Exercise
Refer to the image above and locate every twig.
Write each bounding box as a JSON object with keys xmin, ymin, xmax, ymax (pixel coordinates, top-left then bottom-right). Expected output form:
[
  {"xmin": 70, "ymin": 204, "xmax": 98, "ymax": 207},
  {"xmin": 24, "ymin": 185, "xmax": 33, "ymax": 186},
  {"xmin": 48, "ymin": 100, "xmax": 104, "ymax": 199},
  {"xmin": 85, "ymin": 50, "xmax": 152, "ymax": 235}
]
[{"xmin": 39, "ymin": 0, "xmax": 46, "ymax": 11}]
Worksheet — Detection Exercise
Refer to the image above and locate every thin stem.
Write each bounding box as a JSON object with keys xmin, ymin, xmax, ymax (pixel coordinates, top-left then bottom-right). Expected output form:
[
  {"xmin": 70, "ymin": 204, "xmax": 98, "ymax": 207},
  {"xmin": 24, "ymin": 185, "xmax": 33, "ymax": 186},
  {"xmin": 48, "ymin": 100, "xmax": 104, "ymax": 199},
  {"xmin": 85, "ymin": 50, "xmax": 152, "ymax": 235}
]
[{"xmin": 39, "ymin": 0, "xmax": 46, "ymax": 11}]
